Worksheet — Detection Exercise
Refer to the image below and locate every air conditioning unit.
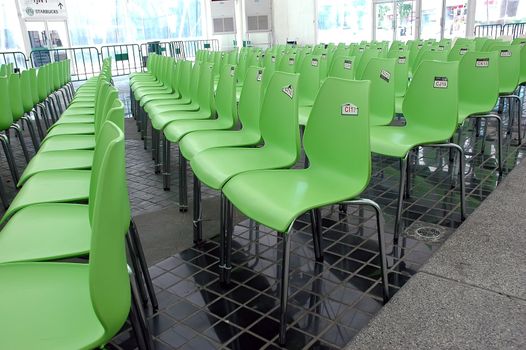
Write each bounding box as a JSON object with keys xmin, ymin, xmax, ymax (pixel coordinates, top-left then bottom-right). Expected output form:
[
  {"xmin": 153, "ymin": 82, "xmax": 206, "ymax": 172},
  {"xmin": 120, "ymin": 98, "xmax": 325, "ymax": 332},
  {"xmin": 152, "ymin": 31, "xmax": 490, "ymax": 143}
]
[
  {"xmin": 210, "ymin": 0, "xmax": 236, "ymax": 34},
  {"xmin": 245, "ymin": 0, "xmax": 271, "ymax": 33}
]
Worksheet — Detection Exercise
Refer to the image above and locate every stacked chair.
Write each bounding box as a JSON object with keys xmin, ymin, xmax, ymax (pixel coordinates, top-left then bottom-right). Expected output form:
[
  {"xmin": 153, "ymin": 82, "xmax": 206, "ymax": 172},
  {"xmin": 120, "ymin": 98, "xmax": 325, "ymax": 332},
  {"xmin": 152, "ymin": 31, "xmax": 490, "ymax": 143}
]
[{"xmin": 0, "ymin": 59, "xmax": 156, "ymax": 349}]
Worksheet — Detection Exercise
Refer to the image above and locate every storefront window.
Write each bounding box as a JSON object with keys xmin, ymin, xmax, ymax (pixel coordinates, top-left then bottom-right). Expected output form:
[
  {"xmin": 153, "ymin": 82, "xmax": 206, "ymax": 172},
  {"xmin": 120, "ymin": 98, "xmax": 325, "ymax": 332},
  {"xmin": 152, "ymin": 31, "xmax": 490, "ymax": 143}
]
[{"xmin": 317, "ymin": 0, "xmax": 373, "ymax": 43}]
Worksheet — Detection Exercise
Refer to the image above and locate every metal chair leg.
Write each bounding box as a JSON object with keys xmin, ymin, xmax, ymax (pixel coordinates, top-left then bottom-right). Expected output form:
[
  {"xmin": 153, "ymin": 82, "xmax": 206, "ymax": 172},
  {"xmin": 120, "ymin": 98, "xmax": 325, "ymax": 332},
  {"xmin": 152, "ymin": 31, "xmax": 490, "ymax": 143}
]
[
  {"xmin": 10, "ymin": 124, "xmax": 30, "ymax": 163},
  {"xmin": 193, "ymin": 173, "xmax": 203, "ymax": 244},
  {"xmin": 126, "ymin": 234, "xmax": 149, "ymax": 306},
  {"xmin": 394, "ymin": 155, "xmax": 409, "ymax": 244},
  {"xmin": 178, "ymin": 149, "xmax": 188, "ymax": 212},
  {"xmin": 0, "ymin": 134, "xmax": 19, "ymax": 184},
  {"xmin": 21, "ymin": 115, "xmax": 39, "ymax": 151},
  {"xmin": 219, "ymin": 193, "xmax": 233, "ymax": 286},
  {"xmin": 129, "ymin": 269, "xmax": 154, "ymax": 350},
  {"xmin": 162, "ymin": 135, "xmax": 171, "ymax": 191},
  {"xmin": 278, "ymin": 232, "xmax": 292, "ymax": 346},
  {"xmin": 310, "ymin": 209, "xmax": 323, "ymax": 262},
  {"xmin": 31, "ymin": 109, "xmax": 45, "ymax": 141},
  {"xmin": 0, "ymin": 176, "xmax": 9, "ymax": 209}
]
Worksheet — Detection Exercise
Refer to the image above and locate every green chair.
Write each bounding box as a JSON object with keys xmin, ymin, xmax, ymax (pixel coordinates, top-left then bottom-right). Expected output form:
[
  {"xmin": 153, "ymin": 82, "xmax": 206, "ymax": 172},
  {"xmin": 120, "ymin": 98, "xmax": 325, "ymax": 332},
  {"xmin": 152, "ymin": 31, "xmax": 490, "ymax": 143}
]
[
  {"xmin": 328, "ymin": 55, "xmax": 355, "ymax": 80},
  {"xmin": 456, "ymin": 51, "xmax": 502, "ymax": 174},
  {"xmin": 492, "ymin": 45, "xmax": 521, "ymax": 143},
  {"xmin": 8, "ymin": 72, "xmax": 31, "ymax": 163},
  {"xmin": 370, "ymin": 60, "xmax": 465, "ymax": 243},
  {"xmin": 363, "ymin": 58, "xmax": 396, "ymax": 126},
  {"xmin": 222, "ymin": 77, "xmax": 389, "ymax": 345},
  {"xmin": 277, "ymin": 53, "xmax": 297, "ymax": 73},
  {"xmin": 354, "ymin": 48, "xmax": 380, "ymax": 80},
  {"xmin": 0, "ymin": 75, "xmax": 22, "ymax": 184},
  {"xmin": 0, "ymin": 121, "xmax": 152, "ymax": 350},
  {"xmin": 519, "ymin": 44, "xmax": 526, "ymax": 89},
  {"xmin": 16, "ymin": 95, "xmax": 122, "ymax": 186},
  {"xmin": 447, "ymin": 41, "xmax": 476, "ymax": 61},
  {"xmin": 388, "ymin": 49, "xmax": 409, "ymax": 114},
  {"xmin": 190, "ymin": 71, "xmax": 300, "ymax": 257},
  {"xmin": 163, "ymin": 65, "xmax": 237, "ymax": 211},
  {"xmin": 298, "ymin": 55, "xmax": 322, "ymax": 126},
  {"xmin": 27, "ymin": 67, "xmax": 47, "ymax": 140}
]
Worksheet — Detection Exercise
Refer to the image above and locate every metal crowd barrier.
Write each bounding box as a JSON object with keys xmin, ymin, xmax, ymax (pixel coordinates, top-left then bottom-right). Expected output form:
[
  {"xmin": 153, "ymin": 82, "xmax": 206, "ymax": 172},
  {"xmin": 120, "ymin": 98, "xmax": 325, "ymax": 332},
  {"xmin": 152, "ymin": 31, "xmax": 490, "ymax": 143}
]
[
  {"xmin": 30, "ymin": 47, "xmax": 101, "ymax": 81},
  {"xmin": 475, "ymin": 22, "xmax": 526, "ymax": 39},
  {"xmin": 0, "ymin": 51, "xmax": 29, "ymax": 70},
  {"xmin": 176, "ymin": 39, "xmax": 220, "ymax": 60},
  {"xmin": 100, "ymin": 43, "xmax": 143, "ymax": 77}
]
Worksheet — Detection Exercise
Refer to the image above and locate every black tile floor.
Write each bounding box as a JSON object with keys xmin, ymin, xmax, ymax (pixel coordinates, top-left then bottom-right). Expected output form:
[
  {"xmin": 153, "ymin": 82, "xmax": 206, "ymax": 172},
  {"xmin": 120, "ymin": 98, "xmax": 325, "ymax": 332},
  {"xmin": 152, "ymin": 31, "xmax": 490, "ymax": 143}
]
[{"xmin": 0, "ymin": 82, "xmax": 524, "ymax": 350}]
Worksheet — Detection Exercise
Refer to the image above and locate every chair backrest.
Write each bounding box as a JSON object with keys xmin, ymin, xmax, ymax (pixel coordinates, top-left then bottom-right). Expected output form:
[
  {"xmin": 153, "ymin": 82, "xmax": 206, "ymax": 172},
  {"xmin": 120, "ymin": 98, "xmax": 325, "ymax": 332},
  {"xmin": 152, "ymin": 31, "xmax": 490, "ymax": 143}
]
[
  {"xmin": 355, "ymin": 48, "xmax": 379, "ymax": 80},
  {"xmin": 277, "ymin": 53, "xmax": 297, "ymax": 73},
  {"xmin": 20, "ymin": 70, "xmax": 34, "ymax": 113},
  {"xmin": 238, "ymin": 66, "xmax": 264, "ymax": 138},
  {"xmin": 8, "ymin": 73, "xmax": 24, "ymax": 122},
  {"xmin": 236, "ymin": 50, "xmax": 249, "ymax": 84},
  {"xmin": 88, "ymin": 120, "xmax": 131, "ymax": 343},
  {"xmin": 29, "ymin": 68, "xmax": 39, "ymax": 106},
  {"xmin": 414, "ymin": 48, "xmax": 449, "ymax": 73},
  {"xmin": 53, "ymin": 62, "xmax": 61, "ymax": 90},
  {"xmin": 177, "ymin": 60, "xmax": 192, "ymax": 99},
  {"xmin": 389, "ymin": 50, "xmax": 409, "ymax": 98},
  {"xmin": 196, "ymin": 62, "xmax": 215, "ymax": 114},
  {"xmin": 189, "ymin": 60, "xmax": 202, "ymax": 102},
  {"xmin": 260, "ymin": 71, "xmax": 300, "ymax": 162},
  {"xmin": 94, "ymin": 86, "xmax": 120, "ymax": 135},
  {"xmin": 328, "ymin": 55, "xmax": 356, "ymax": 80},
  {"xmin": 215, "ymin": 64, "xmax": 237, "ymax": 125},
  {"xmin": 304, "ymin": 78, "xmax": 371, "ymax": 190},
  {"xmin": 37, "ymin": 65, "xmax": 48, "ymax": 102},
  {"xmin": 519, "ymin": 44, "xmax": 526, "ymax": 85},
  {"xmin": 0, "ymin": 76, "xmax": 13, "ymax": 131},
  {"xmin": 457, "ymin": 51, "xmax": 499, "ymax": 122},
  {"xmin": 0, "ymin": 64, "xmax": 6, "ymax": 77},
  {"xmin": 298, "ymin": 54, "xmax": 322, "ymax": 107},
  {"xmin": 363, "ymin": 58, "xmax": 396, "ymax": 126},
  {"xmin": 448, "ymin": 42, "xmax": 476, "ymax": 61},
  {"xmin": 492, "ymin": 44, "xmax": 520, "ymax": 94},
  {"xmin": 403, "ymin": 60, "xmax": 459, "ymax": 142}
]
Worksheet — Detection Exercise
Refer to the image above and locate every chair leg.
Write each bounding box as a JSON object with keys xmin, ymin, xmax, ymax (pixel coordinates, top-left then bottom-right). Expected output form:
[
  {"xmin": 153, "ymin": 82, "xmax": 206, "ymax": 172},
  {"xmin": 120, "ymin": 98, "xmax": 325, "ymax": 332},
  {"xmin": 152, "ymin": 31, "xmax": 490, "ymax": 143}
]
[
  {"xmin": 126, "ymin": 233, "xmax": 149, "ymax": 306},
  {"xmin": 153, "ymin": 129, "xmax": 161, "ymax": 174},
  {"xmin": 10, "ymin": 124, "xmax": 30, "ymax": 163},
  {"xmin": 310, "ymin": 209, "xmax": 323, "ymax": 262},
  {"xmin": 219, "ymin": 193, "xmax": 233, "ymax": 285},
  {"xmin": 0, "ymin": 176, "xmax": 9, "ymax": 209},
  {"xmin": 129, "ymin": 220, "xmax": 159, "ymax": 311},
  {"xmin": 129, "ymin": 269, "xmax": 154, "ymax": 350},
  {"xmin": 0, "ymin": 134, "xmax": 19, "ymax": 184},
  {"xmin": 142, "ymin": 108, "xmax": 148, "ymax": 150},
  {"xmin": 193, "ymin": 173, "xmax": 203, "ymax": 244},
  {"xmin": 21, "ymin": 115, "xmax": 39, "ymax": 151},
  {"xmin": 278, "ymin": 232, "xmax": 292, "ymax": 346},
  {"xmin": 31, "ymin": 109, "xmax": 45, "ymax": 141},
  {"xmin": 37, "ymin": 104, "xmax": 51, "ymax": 131},
  {"xmin": 455, "ymin": 144, "xmax": 466, "ymax": 221},
  {"xmin": 162, "ymin": 135, "xmax": 171, "ymax": 191},
  {"xmin": 178, "ymin": 149, "xmax": 188, "ymax": 212},
  {"xmin": 394, "ymin": 155, "xmax": 408, "ymax": 245},
  {"xmin": 150, "ymin": 123, "xmax": 157, "ymax": 161}
]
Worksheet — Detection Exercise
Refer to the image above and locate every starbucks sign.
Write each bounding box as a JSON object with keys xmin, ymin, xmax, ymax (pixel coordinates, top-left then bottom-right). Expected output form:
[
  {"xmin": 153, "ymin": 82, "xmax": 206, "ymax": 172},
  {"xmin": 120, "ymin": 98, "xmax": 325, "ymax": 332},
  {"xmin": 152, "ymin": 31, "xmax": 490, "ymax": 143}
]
[{"xmin": 19, "ymin": 0, "xmax": 67, "ymax": 19}]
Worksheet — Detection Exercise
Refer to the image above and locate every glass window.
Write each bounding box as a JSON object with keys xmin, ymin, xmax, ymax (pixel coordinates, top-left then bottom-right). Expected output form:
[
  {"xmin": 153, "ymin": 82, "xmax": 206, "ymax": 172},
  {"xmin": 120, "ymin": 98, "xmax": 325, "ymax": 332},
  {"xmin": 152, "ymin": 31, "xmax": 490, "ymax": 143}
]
[
  {"xmin": 420, "ymin": 0, "xmax": 443, "ymax": 40},
  {"xmin": 67, "ymin": 0, "xmax": 204, "ymax": 46},
  {"xmin": 475, "ymin": 0, "xmax": 526, "ymax": 24},
  {"xmin": 444, "ymin": 1, "xmax": 468, "ymax": 38},
  {"xmin": 0, "ymin": 0, "xmax": 25, "ymax": 51},
  {"xmin": 317, "ymin": 0, "xmax": 373, "ymax": 44}
]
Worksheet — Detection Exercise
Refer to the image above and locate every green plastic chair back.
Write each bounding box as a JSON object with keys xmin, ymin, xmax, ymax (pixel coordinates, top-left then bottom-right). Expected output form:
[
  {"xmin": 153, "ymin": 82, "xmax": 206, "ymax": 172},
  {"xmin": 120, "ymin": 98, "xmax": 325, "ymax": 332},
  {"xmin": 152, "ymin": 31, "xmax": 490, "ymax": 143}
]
[
  {"xmin": 248, "ymin": 51, "xmax": 262, "ymax": 68},
  {"xmin": 20, "ymin": 70, "xmax": 34, "ymax": 113},
  {"xmin": 388, "ymin": 50, "xmax": 409, "ymax": 99},
  {"xmin": 512, "ymin": 38, "xmax": 526, "ymax": 47},
  {"xmin": 94, "ymin": 86, "xmax": 120, "ymax": 135},
  {"xmin": 214, "ymin": 64, "xmax": 237, "ymax": 125},
  {"xmin": 304, "ymin": 78, "xmax": 371, "ymax": 190},
  {"xmin": 277, "ymin": 53, "xmax": 297, "ymax": 73},
  {"xmin": 37, "ymin": 66, "xmax": 48, "ymax": 102},
  {"xmin": 298, "ymin": 55, "xmax": 322, "ymax": 107},
  {"xmin": 0, "ymin": 76, "xmax": 13, "ymax": 130},
  {"xmin": 189, "ymin": 60, "xmax": 202, "ymax": 102},
  {"xmin": 414, "ymin": 48, "xmax": 449, "ymax": 73},
  {"xmin": 177, "ymin": 60, "xmax": 192, "ymax": 100},
  {"xmin": 88, "ymin": 120, "xmax": 131, "ymax": 343},
  {"xmin": 319, "ymin": 52, "xmax": 330, "ymax": 78},
  {"xmin": 457, "ymin": 51, "xmax": 499, "ymax": 123},
  {"xmin": 482, "ymin": 39, "xmax": 505, "ymax": 51},
  {"xmin": 238, "ymin": 67, "xmax": 265, "ymax": 138},
  {"xmin": 363, "ymin": 58, "xmax": 395, "ymax": 126},
  {"xmin": 448, "ymin": 42, "xmax": 476, "ymax": 61},
  {"xmin": 29, "ymin": 68, "xmax": 39, "ymax": 106},
  {"xmin": 262, "ymin": 52, "xmax": 277, "ymax": 79},
  {"xmin": 259, "ymin": 71, "xmax": 300, "ymax": 163},
  {"xmin": 0, "ymin": 65, "xmax": 6, "ymax": 77},
  {"xmin": 328, "ymin": 55, "xmax": 355, "ymax": 80},
  {"xmin": 196, "ymin": 63, "xmax": 215, "ymax": 114},
  {"xmin": 8, "ymin": 73, "xmax": 24, "ymax": 122},
  {"xmin": 236, "ymin": 50, "xmax": 249, "ymax": 84},
  {"xmin": 53, "ymin": 62, "xmax": 61, "ymax": 90},
  {"xmin": 519, "ymin": 44, "xmax": 526, "ymax": 85},
  {"xmin": 403, "ymin": 60, "xmax": 459, "ymax": 141},
  {"xmin": 492, "ymin": 44, "xmax": 520, "ymax": 94},
  {"xmin": 46, "ymin": 64, "xmax": 53, "ymax": 96},
  {"xmin": 355, "ymin": 48, "xmax": 379, "ymax": 80}
]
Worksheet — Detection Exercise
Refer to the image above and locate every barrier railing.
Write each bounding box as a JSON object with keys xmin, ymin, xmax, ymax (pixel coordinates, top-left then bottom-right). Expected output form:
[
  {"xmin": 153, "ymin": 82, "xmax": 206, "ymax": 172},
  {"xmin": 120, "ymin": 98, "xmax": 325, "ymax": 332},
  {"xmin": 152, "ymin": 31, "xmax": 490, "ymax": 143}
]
[
  {"xmin": 100, "ymin": 43, "xmax": 143, "ymax": 77},
  {"xmin": 176, "ymin": 39, "xmax": 220, "ymax": 60},
  {"xmin": 0, "ymin": 51, "xmax": 29, "ymax": 70},
  {"xmin": 30, "ymin": 47, "xmax": 101, "ymax": 81},
  {"xmin": 475, "ymin": 22, "xmax": 526, "ymax": 39}
]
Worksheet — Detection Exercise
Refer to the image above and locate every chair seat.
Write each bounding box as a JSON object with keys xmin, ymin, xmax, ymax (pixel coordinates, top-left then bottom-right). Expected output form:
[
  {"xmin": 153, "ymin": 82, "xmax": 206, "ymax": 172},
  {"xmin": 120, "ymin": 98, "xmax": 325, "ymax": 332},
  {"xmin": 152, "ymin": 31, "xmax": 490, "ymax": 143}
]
[
  {"xmin": 39, "ymin": 134, "xmax": 96, "ymax": 152},
  {"xmin": 68, "ymin": 101, "xmax": 95, "ymax": 109},
  {"xmin": 299, "ymin": 106, "xmax": 312, "ymax": 126},
  {"xmin": 60, "ymin": 107, "xmax": 94, "ymax": 117},
  {"xmin": 0, "ymin": 204, "xmax": 90, "ymax": 264},
  {"xmin": 458, "ymin": 103, "xmax": 495, "ymax": 124},
  {"xmin": 191, "ymin": 146, "xmax": 297, "ymax": 190},
  {"xmin": 223, "ymin": 168, "xmax": 365, "ymax": 233},
  {"xmin": 2, "ymin": 170, "xmax": 91, "ymax": 223},
  {"xmin": 371, "ymin": 125, "xmax": 450, "ymax": 158},
  {"xmin": 45, "ymin": 123, "xmax": 95, "ymax": 138},
  {"xmin": 164, "ymin": 118, "xmax": 234, "ymax": 143},
  {"xmin": 145, "ymin": 100, "xmax": 196, "ymax": 116},
  {"xmin": 18, "ymin": 150, "xmax": 94, "ymax": 186},
  {"xmin": 151, "ymin": 109, "xmax": 210, "ymax": 131},
  {"xmin": 134, "ymin": 86, "xmax": 171, "ymax": 100},
  {"xmin": 54, "ymin": 114, "xmax": 95, "ymax": 126},
  {"xmin": 395, "ymin": 96, "xmax": 404, "ymax": 114},
  {"xmin": 0, "ymin": 262, "xmax": 104, "ymax": 350},
  {"xmin": 139, "ymin": 92, "xmax": 181, "ymax": 107},
  {"xmin": 179, "ymin": 129, "xmax": 260, "ymax": 160}
]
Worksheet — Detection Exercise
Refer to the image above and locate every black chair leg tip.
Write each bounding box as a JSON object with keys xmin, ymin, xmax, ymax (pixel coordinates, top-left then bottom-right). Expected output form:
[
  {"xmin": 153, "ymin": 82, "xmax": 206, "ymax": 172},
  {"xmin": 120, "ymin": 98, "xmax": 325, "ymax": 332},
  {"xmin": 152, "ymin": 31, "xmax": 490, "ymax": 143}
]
[
  {"xmin": 163, "ymin": 187, "xmax": 170, "ymax": 192},
  {"xmin": 179, "ymin": 207, "xmax": 188, "ymax": 213}
]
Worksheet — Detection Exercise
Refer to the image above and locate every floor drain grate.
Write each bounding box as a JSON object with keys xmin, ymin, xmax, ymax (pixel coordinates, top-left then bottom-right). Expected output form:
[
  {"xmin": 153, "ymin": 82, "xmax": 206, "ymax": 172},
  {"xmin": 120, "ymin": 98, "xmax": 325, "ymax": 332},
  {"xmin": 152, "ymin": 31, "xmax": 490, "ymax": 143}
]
[{"xmin": 403, "ymin": 221, "xmax": 453, "ymax": 244}]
